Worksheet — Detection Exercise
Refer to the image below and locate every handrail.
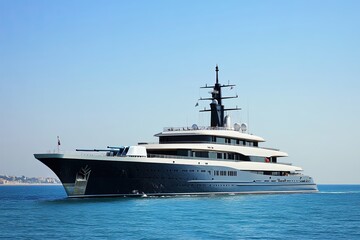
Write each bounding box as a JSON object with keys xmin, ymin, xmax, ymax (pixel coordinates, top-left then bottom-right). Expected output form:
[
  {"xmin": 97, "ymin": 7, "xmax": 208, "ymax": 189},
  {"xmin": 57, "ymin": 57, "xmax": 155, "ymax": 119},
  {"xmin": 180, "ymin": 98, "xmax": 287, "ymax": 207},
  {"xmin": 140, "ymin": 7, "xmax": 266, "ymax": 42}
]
[
  {"xmin": 163, "ymin": 126, "xmax": 234, "ymax": 132},
  {"xmin": 147, "ymin": 154, "xmax": 196, "ymax": 160}
]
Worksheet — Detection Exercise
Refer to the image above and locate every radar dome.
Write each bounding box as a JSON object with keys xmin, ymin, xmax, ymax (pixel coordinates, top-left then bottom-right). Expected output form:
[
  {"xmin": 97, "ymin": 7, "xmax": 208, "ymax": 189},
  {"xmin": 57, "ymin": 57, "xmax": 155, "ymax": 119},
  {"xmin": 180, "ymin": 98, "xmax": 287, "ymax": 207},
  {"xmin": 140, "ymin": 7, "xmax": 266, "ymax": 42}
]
[
  {"xmin": 240, "ymin": 123, "xmax": 247, "ymax": 133},
  {"xmin": 234, "ymin": 123, "xmax": 241, "ymax": 131},
  {"xmin": 192, "ymin": 124, "xmax": 199, "ymax": 130}
]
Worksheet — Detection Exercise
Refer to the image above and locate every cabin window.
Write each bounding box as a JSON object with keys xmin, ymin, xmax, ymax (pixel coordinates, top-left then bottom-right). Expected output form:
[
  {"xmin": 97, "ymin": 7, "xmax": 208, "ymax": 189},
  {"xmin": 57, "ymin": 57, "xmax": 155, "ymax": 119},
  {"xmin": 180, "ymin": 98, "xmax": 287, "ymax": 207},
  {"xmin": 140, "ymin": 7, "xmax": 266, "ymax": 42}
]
[
  {"xmin": 209, "ymin": 152, "xmax": 217, "ymax": 159},
  {"xmin": 177, "ymin": 150, "xmax": 189, "ymax": 156},
  {"xmin": 228, "ymin": 171, "xmax": 237, "ymax": 176},
  {"xmin": 194, "ymin": 151, "xmax": 209, "ymax": 158},
  {"xmin": 249, "ymin": 156, "xmax": 266, "ymax": 162},
  {"xmin": 159, "ymin": 135, "xmax": 211, "ymax": 143}
]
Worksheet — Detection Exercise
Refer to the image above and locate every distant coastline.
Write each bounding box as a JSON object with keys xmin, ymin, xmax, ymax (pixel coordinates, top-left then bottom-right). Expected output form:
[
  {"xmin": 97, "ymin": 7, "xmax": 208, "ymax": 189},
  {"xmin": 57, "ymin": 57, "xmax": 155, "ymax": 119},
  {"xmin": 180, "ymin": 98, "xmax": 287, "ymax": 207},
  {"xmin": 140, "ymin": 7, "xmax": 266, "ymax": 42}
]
[{"xmin": 0, "ymin": 174, "xmax": 61, "ymax": 185}]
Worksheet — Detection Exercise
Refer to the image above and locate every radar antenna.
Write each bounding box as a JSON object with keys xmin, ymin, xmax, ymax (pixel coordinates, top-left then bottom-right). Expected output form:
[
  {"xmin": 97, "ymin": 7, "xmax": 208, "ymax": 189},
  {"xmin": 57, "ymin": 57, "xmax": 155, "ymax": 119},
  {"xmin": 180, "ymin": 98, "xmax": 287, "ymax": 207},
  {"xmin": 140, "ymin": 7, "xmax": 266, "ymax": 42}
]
[{"xmin": 198, "ymin": 65, "xmax": 241, "ymax": 127}]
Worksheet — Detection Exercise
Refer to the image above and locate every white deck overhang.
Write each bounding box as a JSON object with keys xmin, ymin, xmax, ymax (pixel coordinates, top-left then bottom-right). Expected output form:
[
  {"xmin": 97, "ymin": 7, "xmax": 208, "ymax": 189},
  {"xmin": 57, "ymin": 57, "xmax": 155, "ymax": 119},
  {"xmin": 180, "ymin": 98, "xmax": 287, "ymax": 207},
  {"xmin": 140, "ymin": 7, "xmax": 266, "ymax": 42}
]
[
  {"xmin": 155, "ymin": 129, "xmax": 265, "ymax": 142},
  {"xmin": 143, "ymin": 143, "xmax": 288, "ymax": 158}
]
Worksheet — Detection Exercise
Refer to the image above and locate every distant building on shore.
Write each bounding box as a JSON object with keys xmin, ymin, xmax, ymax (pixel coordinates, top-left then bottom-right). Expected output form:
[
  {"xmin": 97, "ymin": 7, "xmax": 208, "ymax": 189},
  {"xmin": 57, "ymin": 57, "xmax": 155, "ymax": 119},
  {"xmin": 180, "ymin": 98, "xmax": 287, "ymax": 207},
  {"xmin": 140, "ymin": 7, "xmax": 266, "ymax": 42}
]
[
  {"xmin": 0, "ymin": 178, "xmax": 8, "ymax": 184},
  {"xmin": 0, "ymin": 175, "xmax": 60, "ymax": 185}
]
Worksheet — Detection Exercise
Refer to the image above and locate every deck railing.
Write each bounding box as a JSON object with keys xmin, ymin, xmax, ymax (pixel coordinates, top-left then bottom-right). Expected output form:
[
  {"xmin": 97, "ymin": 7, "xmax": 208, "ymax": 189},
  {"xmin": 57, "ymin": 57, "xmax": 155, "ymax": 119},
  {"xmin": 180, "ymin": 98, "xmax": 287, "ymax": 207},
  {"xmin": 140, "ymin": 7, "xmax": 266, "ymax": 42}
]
[{"xmin": 163, "ymin": 126, "xmax": 233, "ymax": 132}]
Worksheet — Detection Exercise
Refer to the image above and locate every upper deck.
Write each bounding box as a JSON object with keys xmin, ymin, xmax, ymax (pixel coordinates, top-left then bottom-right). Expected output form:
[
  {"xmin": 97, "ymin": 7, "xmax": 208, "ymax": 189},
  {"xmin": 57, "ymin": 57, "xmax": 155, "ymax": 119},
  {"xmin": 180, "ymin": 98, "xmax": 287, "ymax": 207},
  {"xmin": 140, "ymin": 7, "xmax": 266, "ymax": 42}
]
[{"xmin": 156, "ymin": 126, "xmax": 265, "ymax": 142}]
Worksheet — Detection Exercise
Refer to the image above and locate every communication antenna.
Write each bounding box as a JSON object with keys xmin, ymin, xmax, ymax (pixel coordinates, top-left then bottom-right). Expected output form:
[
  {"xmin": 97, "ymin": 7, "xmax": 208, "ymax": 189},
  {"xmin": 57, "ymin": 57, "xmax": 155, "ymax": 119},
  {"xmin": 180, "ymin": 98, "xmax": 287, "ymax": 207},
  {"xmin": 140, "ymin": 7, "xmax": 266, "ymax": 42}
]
[{"xmin": 198, "ymin": 65, "xmax": 241, "ymax": 127}]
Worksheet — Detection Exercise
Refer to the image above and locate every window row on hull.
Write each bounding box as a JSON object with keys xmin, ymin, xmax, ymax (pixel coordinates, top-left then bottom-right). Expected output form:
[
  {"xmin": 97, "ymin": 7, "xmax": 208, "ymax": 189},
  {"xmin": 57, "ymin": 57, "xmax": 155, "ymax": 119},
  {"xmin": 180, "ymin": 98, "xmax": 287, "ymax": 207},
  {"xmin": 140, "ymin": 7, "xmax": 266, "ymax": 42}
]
[
  {"xmin": 137, "ymin": 167, "xmax": 295, "ymax": 178},
  {"xmin": 214, "ymin": 170, "xmax": 238, "ymax": 176}
]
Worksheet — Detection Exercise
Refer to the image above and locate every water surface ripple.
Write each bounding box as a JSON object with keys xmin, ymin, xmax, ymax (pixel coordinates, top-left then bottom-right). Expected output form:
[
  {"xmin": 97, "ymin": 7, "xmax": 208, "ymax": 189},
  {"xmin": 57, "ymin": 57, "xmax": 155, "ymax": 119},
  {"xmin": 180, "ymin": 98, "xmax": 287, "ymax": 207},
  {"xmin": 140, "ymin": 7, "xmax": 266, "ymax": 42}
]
[{"xmin": 1, "ymin": 185, "xmax": 359, "ymax": 239}]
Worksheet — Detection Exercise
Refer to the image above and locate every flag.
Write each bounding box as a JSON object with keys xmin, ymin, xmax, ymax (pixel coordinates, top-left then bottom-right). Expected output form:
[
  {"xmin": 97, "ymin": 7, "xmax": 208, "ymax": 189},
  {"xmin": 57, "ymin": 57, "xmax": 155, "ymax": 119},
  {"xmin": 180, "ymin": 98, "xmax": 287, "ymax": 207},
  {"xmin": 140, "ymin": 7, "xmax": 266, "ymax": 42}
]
[{"xmin": 57, "ymin": 136, "xmax": 61, "ymax": 146}]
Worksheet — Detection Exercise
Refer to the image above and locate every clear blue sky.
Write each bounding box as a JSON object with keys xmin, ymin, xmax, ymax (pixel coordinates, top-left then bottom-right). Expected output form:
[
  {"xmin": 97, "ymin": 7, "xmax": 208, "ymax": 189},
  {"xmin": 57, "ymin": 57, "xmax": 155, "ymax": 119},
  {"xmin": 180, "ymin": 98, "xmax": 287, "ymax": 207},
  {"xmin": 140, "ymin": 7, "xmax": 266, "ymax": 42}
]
[{"xmin": 0, "ymin": 0, "xmax": 359, "ymax": 183}]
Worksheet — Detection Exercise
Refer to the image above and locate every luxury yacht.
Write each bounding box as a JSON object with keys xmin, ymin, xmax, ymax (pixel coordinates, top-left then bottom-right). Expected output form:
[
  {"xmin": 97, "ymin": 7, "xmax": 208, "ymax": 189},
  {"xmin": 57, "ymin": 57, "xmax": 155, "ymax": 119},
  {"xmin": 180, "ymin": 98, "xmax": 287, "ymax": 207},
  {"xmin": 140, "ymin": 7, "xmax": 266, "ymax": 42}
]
[{"xmin": 34, "ymin": 66, "xmax": 317, "ymax": 197}]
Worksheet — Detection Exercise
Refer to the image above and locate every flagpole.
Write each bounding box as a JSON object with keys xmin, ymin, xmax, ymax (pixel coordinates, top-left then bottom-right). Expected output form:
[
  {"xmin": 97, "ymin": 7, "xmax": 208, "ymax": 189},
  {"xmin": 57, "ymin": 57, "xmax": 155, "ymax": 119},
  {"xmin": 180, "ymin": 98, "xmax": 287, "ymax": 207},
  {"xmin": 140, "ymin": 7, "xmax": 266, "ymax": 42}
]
[{"xmin": 57, "ymin": 136, "xmax": 61, "ymax": 153}]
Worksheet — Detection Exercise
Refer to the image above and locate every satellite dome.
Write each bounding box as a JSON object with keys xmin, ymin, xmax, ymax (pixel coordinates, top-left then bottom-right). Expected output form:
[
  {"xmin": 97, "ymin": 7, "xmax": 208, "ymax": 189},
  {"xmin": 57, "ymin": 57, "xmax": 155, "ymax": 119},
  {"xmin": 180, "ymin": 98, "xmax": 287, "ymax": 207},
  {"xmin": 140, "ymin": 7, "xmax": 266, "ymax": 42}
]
[
  {"xmin": 234, "ymin": 123, "xmax": 241, "ymax": 131},
  {"xmin": 192, "ymin": 124, "xmax": 199, "ymax": 130},
  {"xmin": 240, "ymin": 123, "xmax": 247, "ymax": 133}
]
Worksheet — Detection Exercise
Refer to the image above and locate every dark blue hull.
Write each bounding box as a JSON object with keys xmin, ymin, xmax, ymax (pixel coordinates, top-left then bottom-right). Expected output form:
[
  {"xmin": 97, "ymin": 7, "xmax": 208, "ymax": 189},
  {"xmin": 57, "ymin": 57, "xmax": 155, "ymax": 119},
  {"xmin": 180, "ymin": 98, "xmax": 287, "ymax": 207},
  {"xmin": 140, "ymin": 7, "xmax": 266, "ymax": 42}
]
[{"xmin": 37, "ymin": 157, "xmax": 317, "ymax": 197}]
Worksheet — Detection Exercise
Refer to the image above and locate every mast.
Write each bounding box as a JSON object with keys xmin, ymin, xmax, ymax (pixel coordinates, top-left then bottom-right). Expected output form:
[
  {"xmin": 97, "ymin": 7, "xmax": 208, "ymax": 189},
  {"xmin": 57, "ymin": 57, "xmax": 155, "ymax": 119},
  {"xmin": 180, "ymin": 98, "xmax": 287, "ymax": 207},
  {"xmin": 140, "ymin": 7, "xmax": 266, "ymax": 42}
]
[{"xmin": 199, "ymin": 65, "xmax": 241, "ymax": 127}]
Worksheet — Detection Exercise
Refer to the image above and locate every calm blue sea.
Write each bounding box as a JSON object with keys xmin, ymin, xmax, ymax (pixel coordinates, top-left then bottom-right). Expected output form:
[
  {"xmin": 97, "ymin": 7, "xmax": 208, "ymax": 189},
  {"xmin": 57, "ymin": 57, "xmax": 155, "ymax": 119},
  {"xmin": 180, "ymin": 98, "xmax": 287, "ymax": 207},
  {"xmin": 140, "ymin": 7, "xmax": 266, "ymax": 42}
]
[{"xmin": 0, "ymin": 185, "xmax": 359, "ymax": 240}]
